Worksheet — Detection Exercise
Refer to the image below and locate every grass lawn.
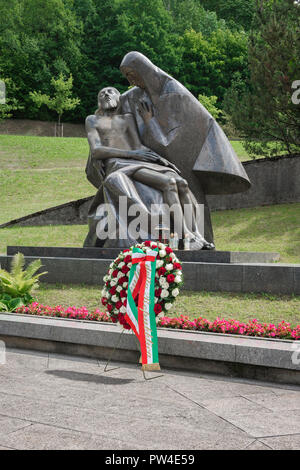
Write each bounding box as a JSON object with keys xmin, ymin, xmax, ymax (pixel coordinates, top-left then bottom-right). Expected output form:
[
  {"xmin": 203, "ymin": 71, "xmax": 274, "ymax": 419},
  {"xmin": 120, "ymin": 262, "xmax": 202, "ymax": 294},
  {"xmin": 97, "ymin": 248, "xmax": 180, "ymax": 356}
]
[
  {"xmin": 0, "ymin": 169, "xmax": 94, "ymax": 224},
  {"xmin": 0, "ymin": 135, "xmax": 254, "ymax": 167},
  {"xmin": 35, "ymin": 284, "xmax": 300, "ymax": 328},
  {"xmin": 1, "ymin": 203, "xmax": 299, "ymax": 263},
  {"xmin": 212, "ymin": 203, "xmax": 300, "ymax": 264},
  {"xmin": 230, "ymin": 140, "xmax": 252, "ymax": 162},
  {"xmin": 0, "ymin": 135, "xmax": 89, "ymax": 169},
  {"xmin": 0, "ymin": 135, "xmax": 258, "ymax": 166},
  {"xmin": 0, "ymin": 135, "xmax": 262, "ymax": 225}
]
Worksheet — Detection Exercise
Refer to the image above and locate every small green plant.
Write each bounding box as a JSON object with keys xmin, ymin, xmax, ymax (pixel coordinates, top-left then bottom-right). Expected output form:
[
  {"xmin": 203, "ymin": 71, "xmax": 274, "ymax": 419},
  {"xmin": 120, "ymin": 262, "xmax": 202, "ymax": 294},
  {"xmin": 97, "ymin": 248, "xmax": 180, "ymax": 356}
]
[
  {"xmin": 0, "ymin": 253, "xmax": 47, "ymax": 312},
  {"xmin": 29, "ymin": 73, "xmax": 80, "ymax": 136}
]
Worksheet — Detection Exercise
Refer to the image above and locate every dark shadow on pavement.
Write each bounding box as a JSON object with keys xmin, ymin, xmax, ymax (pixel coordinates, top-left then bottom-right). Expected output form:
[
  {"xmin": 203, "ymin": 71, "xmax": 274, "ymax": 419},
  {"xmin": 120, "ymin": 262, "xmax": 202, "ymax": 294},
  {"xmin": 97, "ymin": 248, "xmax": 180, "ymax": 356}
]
[{"xmin": 45, "ymin": 369, "xmax": 134, "ymax": 385}]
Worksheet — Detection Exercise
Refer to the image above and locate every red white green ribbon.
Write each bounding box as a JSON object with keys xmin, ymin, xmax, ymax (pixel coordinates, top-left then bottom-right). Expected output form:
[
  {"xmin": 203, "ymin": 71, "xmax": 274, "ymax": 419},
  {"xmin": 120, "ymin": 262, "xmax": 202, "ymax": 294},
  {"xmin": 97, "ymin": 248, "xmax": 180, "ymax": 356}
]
[{"xmin": 125, "ymin": 246, "xmax": 160, "ymax": 370}]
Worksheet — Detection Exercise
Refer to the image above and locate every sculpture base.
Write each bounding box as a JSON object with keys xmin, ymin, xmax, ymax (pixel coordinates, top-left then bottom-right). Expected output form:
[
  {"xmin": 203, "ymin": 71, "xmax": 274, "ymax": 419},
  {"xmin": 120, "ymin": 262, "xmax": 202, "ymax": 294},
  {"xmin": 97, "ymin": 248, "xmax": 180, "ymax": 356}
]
[
  {"xmin": 1, "ymin": 249, "xmax": 298, "ymax": 295},
  {"xmin": 6, "ymin": 246, "xmax": 280, "ymax": 264}
]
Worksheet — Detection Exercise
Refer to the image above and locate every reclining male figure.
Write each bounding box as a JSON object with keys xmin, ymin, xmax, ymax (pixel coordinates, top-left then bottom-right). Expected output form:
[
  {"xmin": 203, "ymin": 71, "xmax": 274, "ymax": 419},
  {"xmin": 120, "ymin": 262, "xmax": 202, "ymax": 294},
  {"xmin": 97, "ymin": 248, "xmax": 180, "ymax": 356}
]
[{"xmin": 86, "ymin": 86, "xmax": 214, "ymax": 249}]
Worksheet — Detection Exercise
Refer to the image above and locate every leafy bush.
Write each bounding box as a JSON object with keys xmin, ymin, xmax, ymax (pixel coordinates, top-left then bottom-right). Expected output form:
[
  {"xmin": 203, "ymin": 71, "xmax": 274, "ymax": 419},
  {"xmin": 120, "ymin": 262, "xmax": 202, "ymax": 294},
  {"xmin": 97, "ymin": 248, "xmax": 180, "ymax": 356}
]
[
  {"xmin": 198, "ymin": 94, "xmax": 224, "ymax": 121},
  {"xmin": 0, "ymin": 252, "xmax": 47, "ymax": 312}
]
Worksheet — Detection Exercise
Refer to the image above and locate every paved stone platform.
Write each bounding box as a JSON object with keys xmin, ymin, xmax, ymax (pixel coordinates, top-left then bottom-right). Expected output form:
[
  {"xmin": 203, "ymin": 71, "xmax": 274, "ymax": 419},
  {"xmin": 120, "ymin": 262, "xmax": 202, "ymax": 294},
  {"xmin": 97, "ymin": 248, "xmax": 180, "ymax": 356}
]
[{"xmin": 0, "ymin": 348, "xmax": 300, "ymax": 450}]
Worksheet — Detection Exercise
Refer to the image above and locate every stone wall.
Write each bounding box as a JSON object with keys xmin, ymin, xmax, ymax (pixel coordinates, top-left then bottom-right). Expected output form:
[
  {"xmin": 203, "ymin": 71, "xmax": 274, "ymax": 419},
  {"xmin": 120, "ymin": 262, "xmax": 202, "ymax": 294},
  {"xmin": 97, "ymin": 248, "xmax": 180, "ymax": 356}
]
[
  {"xmin": 207, "ymin": 154, "xmax": 300, "ymax": 211},
  {"xmin": 0, "ymin": 118, "xmax": 85, "ymax": 138}
]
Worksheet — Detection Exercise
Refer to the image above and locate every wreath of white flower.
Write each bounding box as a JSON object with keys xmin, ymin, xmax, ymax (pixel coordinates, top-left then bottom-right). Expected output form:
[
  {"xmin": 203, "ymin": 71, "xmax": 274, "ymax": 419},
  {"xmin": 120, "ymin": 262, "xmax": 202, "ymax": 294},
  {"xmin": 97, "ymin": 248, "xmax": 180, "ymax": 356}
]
[{"xmin": 101, "ymin": 241, "xmax": 183, "ymax": 329}]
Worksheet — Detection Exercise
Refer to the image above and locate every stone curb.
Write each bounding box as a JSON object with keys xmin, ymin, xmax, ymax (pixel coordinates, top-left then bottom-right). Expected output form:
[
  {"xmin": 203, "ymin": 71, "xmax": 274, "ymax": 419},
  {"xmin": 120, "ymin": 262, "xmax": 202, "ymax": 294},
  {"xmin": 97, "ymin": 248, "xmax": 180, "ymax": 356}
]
[{"xmin": 0, "ymin": 314, "xmax": 299, "ymax": 385}]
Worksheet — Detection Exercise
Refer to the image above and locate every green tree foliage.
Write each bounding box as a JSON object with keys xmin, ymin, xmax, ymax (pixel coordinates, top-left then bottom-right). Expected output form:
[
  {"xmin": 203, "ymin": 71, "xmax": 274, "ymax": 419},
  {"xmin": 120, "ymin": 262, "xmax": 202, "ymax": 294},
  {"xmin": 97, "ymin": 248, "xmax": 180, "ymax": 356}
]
[
  {"xmin": 163, "ymin": 0, "xmax": 226, "ymax": 35},
  {"xmin": 75, "ymin": 0, "xmax": 178, "ymax": 117},
  {"xmin": 30, "ymin": 73, "xmax": 80, "ymax": 128},
  {"xmin": 0, "ymin": 0, "xmax": 82, "ymax": 120},
  {"xmin": 177, "ymin": 28, "xmax": 248, "ymax": 100},
  {"xmin": 224, "ymin": 0, "xmax": 300, "ymax": 156},
  {"xmin": 198, "ymin": 94, "xmax": 224, "ymax": 120},
  {"xmin": 0, "ymin": 0, "xmax": 250, "ymax": 121},
  {"xmin": 200, "ymin": 0, "xmax": 255, "ymax": 31},
  {"xmin": 0, "ymin": 78, "xmax": 23, "ymax": 121}
]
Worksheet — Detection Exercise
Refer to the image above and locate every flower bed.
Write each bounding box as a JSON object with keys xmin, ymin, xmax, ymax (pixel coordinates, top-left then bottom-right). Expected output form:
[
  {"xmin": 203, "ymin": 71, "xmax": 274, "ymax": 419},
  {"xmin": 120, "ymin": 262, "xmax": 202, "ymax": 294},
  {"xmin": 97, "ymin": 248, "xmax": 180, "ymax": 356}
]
[{"xmin": 14, "ymin": 303, "xmax": 300, "ymax": 340}]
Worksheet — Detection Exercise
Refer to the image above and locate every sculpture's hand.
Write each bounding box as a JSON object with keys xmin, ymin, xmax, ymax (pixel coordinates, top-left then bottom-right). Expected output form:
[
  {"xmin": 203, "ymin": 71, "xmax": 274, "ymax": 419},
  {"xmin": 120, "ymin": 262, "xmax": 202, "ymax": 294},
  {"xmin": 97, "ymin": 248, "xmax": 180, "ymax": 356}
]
[
  {"xmin": 138, "ymin": 99, "xmax": 153, "ymax": 124},
  {"xmin": 130, "ymin": 149, "xmax": 160, "ymax": 162},
  {"xmin": 156, "ymin": 156, "xmax": 181, "ymax": 174},
  {"xmin": 130, "ymin": 149, "xmax": 181, "ymax": 174}
]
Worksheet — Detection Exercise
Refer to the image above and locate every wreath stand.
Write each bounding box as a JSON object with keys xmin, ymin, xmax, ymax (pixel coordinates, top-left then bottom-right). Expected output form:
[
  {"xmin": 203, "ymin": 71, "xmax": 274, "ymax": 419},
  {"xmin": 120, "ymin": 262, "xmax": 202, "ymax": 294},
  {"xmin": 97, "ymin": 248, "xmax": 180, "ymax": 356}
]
[{"xmin": 103, "ymin": 329, "xmax": 163, "ymax": 381}]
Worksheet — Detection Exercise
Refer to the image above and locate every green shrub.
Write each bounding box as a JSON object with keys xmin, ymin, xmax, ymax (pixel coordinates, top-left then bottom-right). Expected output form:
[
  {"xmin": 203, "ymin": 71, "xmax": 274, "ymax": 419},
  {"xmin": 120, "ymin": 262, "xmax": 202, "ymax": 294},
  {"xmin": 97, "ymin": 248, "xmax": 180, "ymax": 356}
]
[
  {"xmin": 0, "ymin": 252, "xmax": 47, "ymax": 312},
  {"xmin": 198, "ymin": 94, "xmax": 224, "ymax": 121}
]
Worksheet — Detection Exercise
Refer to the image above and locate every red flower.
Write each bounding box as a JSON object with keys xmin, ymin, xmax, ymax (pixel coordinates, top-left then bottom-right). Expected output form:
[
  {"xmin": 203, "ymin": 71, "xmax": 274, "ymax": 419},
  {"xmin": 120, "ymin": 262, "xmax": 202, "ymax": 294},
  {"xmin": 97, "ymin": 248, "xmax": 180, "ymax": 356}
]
[
  {"xmin": 111, "ymin": 316, "xmax": 117, "ymax": 323},
  {"xmin": 124, "ymin": 255, "xmax": 132, "ymax": 264},
  {"xmin": 109, "ymin": 286, "xmax": 117, "ymax": 295},
  {"xmin": 116, "ymin": 301, "xmax": 123, "ymax": 310},
  {"xmin": 121, "ymin": 265, "xmax": 130, "ymax": 274},
  {"xmin": 154, "ymin": 303, "xmax": 162, "ymax": 314},
  {"xmin": 158, "ymin": 267, "xmax": 166, "ymax": 276},
  {"xmin": 173, "ymin": 262, "xmax": 182, "ymax": 270},
  {"xmin": 118, "ymin": 313, "xmax": 131, "ymax": 330},
  {"xmin": 151, "ymin": 244, "xmax": 157, "ymax": 249},
  {"xmin": 118, "ymin": 276, "xmax": 126, "ymax": 285},
  {"xmin": 167, "ymin": 274, "xmax": 175, "ymax": 283},
  {"xmin": 155, "ymin": 288, "xmax": 162, "ymax": 297},
  {"xmin": 123, "ymin": 249, "xmax": 130, "ymax": 253},
  {"xmin": 107, "ymin": 304, "xmax": 113, "ymax": 312},
  {"xmin": 166, "ymin": 247, "xmax": 173, "ymax": 254},
  {"xmin": 120, "ymin": 289, "xmax": 127, "ymax": 298},
  {"xmin": 144, "ymin": 241, "xmax": 151, "ymax": 246},
  {"xmin": 112, "ymin": 269, "xmax": 119, "ymax": 278},
  {"xmin": 101, "ymin": 297, "xmax": 108, "ymax": 306}
]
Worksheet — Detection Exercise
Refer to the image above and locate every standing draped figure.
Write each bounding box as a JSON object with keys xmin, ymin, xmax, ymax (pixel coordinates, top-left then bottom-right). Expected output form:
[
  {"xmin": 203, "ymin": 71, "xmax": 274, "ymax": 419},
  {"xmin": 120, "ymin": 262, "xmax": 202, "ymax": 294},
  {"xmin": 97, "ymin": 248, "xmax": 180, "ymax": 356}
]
[{"xmin": 120, "ymin": 51, "xmax": 251, "ymax": 244}]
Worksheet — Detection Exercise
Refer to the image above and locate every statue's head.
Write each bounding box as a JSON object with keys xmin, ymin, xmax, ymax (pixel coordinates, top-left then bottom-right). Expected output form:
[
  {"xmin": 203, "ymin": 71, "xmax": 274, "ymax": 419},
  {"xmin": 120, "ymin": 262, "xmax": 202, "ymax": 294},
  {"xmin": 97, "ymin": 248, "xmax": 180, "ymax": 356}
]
[
  {"xmin": 96, "ymin": 87, "xmax": 121, "ymax": 114},
  {"xmin": 120, "ymin": 66, "xmax": 146, "ymax": 89},
  {"xmin": 120, "ymin": 51, "xmax": 169, "ymax": 97}
]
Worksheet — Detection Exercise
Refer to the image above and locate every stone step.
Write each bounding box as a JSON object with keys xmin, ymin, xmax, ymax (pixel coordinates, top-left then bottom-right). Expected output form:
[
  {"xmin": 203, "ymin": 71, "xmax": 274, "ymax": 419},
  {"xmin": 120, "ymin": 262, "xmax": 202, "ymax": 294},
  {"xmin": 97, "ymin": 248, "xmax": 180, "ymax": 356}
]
[
  {"xmin": 7, "ymin": 245, "xmax": 280, "ymax": 264},
  {"xmin": 0, "ymin": 254, "xmax": 299, "ymax": 295}
]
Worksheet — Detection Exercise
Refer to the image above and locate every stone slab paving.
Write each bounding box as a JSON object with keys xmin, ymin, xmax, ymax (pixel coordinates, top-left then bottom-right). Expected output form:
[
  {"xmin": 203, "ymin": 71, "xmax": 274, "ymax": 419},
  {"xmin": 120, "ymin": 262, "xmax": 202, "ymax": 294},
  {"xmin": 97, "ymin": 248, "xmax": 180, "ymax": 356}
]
[{"xmin": 0, "ymin": 349, "xmax": 299, "ymax": 450}]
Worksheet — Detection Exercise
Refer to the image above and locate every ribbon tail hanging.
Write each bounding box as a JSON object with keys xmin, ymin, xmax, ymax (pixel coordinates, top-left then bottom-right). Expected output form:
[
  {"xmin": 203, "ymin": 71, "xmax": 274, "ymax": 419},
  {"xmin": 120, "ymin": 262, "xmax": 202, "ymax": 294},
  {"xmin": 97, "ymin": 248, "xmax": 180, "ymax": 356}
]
[{"xmin": 125, "ymin": 246, "xmax": 160, "ymax": 371}]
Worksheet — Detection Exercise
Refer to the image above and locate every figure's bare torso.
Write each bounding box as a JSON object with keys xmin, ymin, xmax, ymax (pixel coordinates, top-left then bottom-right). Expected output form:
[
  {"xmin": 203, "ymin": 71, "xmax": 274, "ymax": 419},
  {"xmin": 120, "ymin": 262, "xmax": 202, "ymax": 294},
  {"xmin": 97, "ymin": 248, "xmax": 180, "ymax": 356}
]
[{"xmin": 93, "ymin": 114, "xmax": 140, "ymax": 151}]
